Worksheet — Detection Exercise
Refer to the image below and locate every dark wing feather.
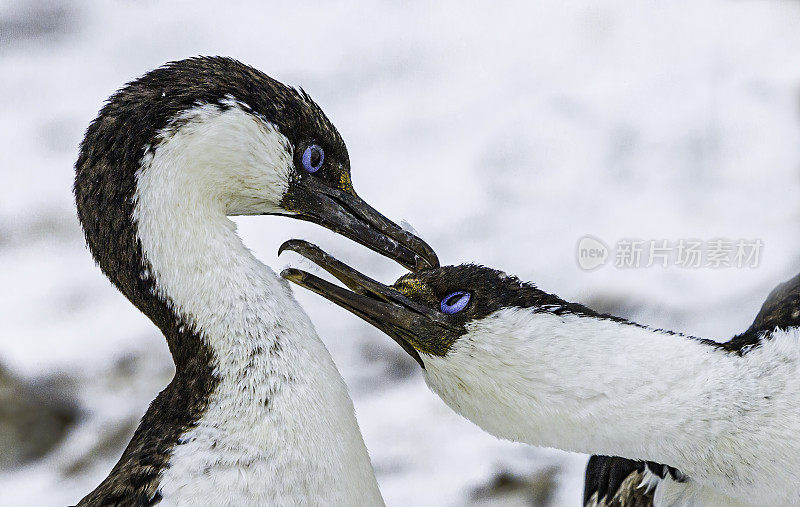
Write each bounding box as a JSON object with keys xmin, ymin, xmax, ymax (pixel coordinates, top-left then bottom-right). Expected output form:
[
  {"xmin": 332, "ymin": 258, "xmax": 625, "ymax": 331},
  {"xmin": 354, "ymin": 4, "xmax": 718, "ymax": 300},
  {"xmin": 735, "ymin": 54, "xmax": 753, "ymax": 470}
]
[
  {"xmin": 722, "ymin": 272, "xmax": 800, "ymax": 352},
  {"xmin": 584, "ymin": 456, "xmax": 652, "ymax": 507},
  {"xmin": 750, "ymin": 272, "xmax": 800, "ymax": 332}
]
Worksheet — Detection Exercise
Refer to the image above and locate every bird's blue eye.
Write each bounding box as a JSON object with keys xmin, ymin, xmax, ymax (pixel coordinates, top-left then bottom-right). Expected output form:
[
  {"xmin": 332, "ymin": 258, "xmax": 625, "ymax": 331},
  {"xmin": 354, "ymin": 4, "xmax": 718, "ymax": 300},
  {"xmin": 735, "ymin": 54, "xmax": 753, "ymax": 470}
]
[
  {"xmin": 302, "ymin": 144, "xmax": 324, "ymax": 173},
  {"xmin": 440, "ymin": 291, "xmax": 470, "ymax": 314}
]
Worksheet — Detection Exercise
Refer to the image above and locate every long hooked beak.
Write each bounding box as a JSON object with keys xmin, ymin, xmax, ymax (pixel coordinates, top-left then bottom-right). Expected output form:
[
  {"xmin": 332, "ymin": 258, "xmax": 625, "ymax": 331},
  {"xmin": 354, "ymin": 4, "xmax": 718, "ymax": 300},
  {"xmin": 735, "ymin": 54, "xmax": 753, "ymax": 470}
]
[
  {"xmin": 280, "ymin": 177, "xmax": 439, "ymax": 272},
  {"xmin": 279, "ymin": 240, "xmax": 451, "ymax": 368}
]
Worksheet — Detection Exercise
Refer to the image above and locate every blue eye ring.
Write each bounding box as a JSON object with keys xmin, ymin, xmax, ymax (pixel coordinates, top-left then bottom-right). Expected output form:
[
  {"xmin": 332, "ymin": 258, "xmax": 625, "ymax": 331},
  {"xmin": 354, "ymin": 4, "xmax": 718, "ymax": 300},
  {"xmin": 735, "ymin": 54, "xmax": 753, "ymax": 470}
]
[
  {"xmin": 302, "ymin": 144, "xmax": 324, "ymax": 173},
  {"xmin": 440, "ymin": 291, "xmax": 470, "ymax": 314}
]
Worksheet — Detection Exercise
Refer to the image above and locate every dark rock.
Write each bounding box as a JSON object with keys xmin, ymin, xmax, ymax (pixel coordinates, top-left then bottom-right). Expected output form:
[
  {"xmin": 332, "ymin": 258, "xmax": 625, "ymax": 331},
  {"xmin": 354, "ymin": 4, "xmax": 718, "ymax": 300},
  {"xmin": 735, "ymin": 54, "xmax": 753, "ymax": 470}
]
[
  {"xmin": 471, "ymin": 466, "xmax": 560, "ymax": 507},
  {"xmin": 0, "ymin": 364, "xmax": 78, "ymax": 469}
]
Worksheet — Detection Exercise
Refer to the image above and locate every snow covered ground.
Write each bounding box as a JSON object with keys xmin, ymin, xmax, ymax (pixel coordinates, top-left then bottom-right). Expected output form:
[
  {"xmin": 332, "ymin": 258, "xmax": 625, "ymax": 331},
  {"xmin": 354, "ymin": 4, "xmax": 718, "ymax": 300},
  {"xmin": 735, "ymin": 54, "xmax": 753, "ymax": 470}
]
[{"xmin": 1, "ymin": 0, "xmax": 800, "ymax": 505}]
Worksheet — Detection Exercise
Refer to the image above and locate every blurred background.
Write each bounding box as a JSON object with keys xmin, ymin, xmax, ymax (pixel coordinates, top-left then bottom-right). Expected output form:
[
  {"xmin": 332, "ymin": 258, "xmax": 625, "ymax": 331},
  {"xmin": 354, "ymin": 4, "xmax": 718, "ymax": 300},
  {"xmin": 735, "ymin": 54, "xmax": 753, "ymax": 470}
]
[{"xmin": 1, "ymin": 0, "xmax": 800, "ymax": 505}]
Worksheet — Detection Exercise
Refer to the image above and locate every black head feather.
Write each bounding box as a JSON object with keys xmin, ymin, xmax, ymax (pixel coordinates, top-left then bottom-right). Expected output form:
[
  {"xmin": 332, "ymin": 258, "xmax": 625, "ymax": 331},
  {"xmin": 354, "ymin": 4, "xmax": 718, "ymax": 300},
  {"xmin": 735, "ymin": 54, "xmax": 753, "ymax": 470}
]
[
  {"xmin": 391, "ymin": 263, "xmax": 633, "ymax": 355},
  {"xmin": 75, "ymin": 57, "xmax": 349, "ymax": 301}
]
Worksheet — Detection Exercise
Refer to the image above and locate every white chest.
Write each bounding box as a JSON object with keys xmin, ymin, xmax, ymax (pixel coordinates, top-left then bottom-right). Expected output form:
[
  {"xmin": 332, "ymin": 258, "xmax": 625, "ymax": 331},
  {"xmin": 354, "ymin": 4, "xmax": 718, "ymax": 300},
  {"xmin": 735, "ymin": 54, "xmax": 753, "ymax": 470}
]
[{"xmin": 156, "ymin": 328, "xmax": 383, "ymax": 506}]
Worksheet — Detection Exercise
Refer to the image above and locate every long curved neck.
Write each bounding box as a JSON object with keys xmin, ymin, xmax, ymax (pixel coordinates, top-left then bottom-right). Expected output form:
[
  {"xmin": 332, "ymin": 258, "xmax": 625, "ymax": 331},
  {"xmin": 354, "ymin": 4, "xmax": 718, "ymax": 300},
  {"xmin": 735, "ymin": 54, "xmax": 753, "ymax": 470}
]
[
  {"xmin": 130, "ymin": 156, "xmax": 383, "ymax": 504},
  {"xmin": 133, "ymin": 128, "xmax": 302, "ymax": 367},
  {"xmin": 425, "ymin": 309, "xmax": 800, "ymax": 499},
  {"xmin": 135, "ymin": 177, "xmax": 297, "ymax": 369}
]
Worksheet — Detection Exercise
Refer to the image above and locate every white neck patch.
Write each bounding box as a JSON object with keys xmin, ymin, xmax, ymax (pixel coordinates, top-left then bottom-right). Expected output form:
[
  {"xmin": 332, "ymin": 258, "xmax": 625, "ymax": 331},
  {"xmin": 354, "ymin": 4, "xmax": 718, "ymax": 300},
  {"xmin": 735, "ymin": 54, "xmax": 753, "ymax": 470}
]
[
  {"xmin": 130, "ymin": 100, "xmax": 382, "ymax": 504},
  {"xmin": 133, "ymin": 99, "xmax": 298, "ymax": 342},
  {"xmin": 141, "ymin": 97, "xmax": 294, "ymax": 218}
]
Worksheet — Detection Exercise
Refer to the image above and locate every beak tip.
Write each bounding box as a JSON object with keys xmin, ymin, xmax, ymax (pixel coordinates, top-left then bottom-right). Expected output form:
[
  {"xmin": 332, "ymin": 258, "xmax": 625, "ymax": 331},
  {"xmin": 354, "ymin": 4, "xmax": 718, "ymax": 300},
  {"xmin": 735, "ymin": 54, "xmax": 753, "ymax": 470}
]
[
  {"xmin": 414, "ymin": 253, "xmax": 440, "ymax": 271},
  {"xmin": 280, "ymin": 268, "xmax": 304, "ymax": 283},
  {"xmin": 278, "ymin": 239, "xmax": 315, "ymax": 258}
]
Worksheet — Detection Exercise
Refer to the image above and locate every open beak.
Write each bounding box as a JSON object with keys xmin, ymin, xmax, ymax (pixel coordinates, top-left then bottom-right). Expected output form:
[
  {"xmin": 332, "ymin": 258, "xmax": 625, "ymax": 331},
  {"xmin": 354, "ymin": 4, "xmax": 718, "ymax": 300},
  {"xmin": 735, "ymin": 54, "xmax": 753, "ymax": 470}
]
[
  {"xmin": 279, "ymin": 240, "xmax": 451, "ymax": 368},
  {"xmin": 281, "ymin": 177, "xmax": 439, "ymax": 272}
]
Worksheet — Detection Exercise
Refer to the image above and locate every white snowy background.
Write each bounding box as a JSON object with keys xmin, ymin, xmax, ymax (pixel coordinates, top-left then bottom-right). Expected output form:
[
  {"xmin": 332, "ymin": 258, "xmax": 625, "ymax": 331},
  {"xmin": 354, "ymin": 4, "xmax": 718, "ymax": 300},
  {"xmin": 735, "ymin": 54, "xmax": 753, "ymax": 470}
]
[{"xmin": 1, "ymin": 0, "xmax": 800, "ymax": 505}]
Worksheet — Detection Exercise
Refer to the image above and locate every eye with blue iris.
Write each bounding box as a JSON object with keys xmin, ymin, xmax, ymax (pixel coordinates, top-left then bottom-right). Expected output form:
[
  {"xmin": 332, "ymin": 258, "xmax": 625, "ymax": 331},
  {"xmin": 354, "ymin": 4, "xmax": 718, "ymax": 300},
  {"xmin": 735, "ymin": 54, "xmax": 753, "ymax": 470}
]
[
  {"xmin": 440, "ymin": 291, "xmax": 470, "ymax": 314},
  {"xmin": 301, "ymin": 144, "xmax": 324, "ymax": 173}
]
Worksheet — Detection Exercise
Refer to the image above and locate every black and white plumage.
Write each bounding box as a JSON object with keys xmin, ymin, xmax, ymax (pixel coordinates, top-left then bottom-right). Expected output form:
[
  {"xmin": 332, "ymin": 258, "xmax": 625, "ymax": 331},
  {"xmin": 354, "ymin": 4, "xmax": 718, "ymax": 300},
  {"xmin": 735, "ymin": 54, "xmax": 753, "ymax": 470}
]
[
  {"xmin": 584, "ymin": 273, "xmax": 800, "ymax": 507},
  {"xmin": 281, "ymin": 241, "xmax": 800, "ymax": 506},
  {"xmin": 73, "ymin": 57, "xmax": 437, "ymax": 505},
  {"xmin": 583, "ymin": 455, "xmax": 684, "ymax": 506}
]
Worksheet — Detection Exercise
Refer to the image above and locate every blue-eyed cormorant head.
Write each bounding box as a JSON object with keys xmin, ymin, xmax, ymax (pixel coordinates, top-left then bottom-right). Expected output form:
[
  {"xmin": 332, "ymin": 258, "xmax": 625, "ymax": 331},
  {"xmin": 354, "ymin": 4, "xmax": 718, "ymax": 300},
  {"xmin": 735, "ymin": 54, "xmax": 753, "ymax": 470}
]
[
  {"xmin": 278, "ymin": 240, "xmax": 573, "ymax": 367},
  {"xmin": 74, "ymin": 56, "xmax": 439, "ymax": 290}
]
